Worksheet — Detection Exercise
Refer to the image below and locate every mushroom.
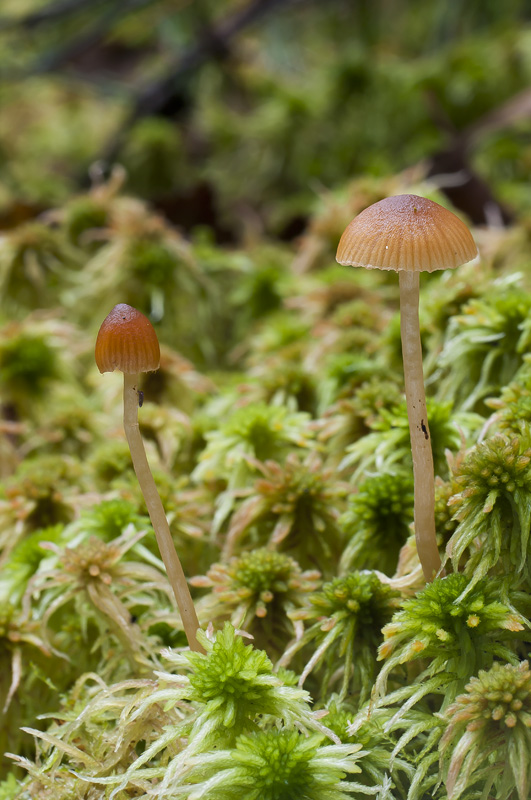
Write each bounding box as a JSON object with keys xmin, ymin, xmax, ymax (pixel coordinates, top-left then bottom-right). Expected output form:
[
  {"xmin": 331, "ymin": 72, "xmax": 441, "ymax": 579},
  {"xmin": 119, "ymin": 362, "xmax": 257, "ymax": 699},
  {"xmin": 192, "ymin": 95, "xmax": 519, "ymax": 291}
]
[
  {"xmin": 336, "ymin": 195, "xmax": 478, "ymax": 582},
  {"xmin": 95, "ymin": 303, "xmax": 203, "ymax": 651}
]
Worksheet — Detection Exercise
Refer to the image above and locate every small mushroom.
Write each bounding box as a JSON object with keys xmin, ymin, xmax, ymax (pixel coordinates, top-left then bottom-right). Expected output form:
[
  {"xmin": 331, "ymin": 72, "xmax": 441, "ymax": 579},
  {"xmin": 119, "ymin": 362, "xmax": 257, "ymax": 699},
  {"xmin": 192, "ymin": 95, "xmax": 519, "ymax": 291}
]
[
  {"xmin": 337, "ymin": 195, "xmax": 478, "ymax": 582},
  {"xmin": 95, "ymin": 303, "xmax": 203, "ymax": 651}
]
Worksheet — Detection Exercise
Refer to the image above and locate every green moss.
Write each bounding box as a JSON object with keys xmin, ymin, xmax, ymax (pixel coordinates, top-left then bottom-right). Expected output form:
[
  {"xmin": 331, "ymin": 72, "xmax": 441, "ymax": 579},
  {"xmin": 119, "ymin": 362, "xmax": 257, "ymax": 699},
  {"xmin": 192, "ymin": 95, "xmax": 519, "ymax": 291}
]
[
  {"xmin": 121, "ymin": 117, "xmax": 186, "ymax": 197},
  {"xmin": 340, "ymin": 472, "xmax": 414, "ymax": 574},
  {"xmin": 89, "ymin": 439, "xmax": 134, "ymax": 486},
  {"xmin": 0, "ymin": 334, "xmax": 58, "ymax": 398},
  {"xmin": 79, "ymin": 499, "xmax": 149, "ymax": 542},
  {"xmin": 126, "ymin": 237, "xmax": 178, "ymax": 287},
  {"xmin": 378, "ymin": 573, "xmax": 525, "ymax": 696},
  {"xmin": 440, "ymin": 660, "xmax": 531, "ymax": 800},
  {"xmin": 64, "ymin": 197, "xmax": 108, "ymax": 247},
  {"xmin": 284, "ymin": 572, "xmax": 399, "ymax": 704},
  {"xmin": 175, "ymin": 729, "xmax": 363, "ymax": 800},
  {"xmin": 447, "ymin": 434, "xmax": 531, "ymax": 587}
]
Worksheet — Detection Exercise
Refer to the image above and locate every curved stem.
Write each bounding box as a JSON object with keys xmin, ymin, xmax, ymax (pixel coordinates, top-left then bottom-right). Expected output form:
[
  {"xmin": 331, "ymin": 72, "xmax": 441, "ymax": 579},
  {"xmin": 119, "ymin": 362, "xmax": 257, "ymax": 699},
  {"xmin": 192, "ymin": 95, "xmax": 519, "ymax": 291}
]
[
  {"xmin": 123, "ymin": 372, "xmax": 204, "ymax": 652},
  {"xmin": 399, "ymin": 271, "xmax": 441, "ymax": 582}
]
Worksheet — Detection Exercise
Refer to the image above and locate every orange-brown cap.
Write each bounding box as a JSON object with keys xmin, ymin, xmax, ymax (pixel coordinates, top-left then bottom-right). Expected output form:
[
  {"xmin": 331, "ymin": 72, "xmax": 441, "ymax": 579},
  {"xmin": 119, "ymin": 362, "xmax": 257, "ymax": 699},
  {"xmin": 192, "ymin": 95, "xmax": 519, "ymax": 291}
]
[
  {"xmin": 95, "ymin": 304, "xmax": 160, "ymax": 374},
  {"xmin": 336, "ymin": 194, "xmax": 478, "ymax": 273}
]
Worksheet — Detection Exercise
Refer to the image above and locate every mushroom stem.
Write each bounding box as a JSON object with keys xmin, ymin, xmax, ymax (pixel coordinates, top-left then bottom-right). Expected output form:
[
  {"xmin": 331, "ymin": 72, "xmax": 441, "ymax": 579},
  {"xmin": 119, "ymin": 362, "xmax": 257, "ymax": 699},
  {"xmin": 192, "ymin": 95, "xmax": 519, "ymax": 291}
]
[
  {"xmin": 399, "ymin": 271, "xmax": 441, "ymax": 582},
  {"xmin": 123, "ymin": 372, "xmax": 204, "ymax": 652}
]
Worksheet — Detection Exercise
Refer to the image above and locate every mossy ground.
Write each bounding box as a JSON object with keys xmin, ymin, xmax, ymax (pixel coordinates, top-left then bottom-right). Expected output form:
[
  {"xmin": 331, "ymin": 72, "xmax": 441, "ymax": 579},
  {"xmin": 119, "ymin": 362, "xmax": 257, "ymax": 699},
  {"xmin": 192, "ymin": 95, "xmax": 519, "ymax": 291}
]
[{"xmin": 2, "ymin": 3, "xmax": 531, "ymax": 799}]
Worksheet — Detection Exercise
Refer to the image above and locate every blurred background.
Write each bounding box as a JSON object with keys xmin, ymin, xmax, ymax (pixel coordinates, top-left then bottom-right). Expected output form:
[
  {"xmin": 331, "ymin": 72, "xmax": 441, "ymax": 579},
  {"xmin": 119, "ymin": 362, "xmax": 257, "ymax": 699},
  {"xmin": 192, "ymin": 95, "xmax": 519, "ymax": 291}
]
[{"xmin": 2, "ymin": 0, "xmax": 531, "ymax": 241}]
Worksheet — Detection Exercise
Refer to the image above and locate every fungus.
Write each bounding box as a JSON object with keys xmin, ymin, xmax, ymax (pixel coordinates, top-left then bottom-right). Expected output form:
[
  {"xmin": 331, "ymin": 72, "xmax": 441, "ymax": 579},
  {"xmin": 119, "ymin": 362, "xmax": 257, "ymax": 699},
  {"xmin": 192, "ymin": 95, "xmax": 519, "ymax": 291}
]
[
  {"xmin": 337, "ymin": 195, "xmax": 478, "ymax": 581},
  {"xmin": 95, "ymin": 303, "xmax": 203, "ymax": 652}
]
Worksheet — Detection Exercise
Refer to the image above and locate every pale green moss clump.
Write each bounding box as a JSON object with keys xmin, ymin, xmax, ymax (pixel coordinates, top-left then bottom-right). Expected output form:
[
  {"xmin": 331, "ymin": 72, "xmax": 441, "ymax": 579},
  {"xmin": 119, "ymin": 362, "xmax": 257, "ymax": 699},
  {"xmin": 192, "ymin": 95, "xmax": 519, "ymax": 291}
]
[{"xmin": 440, "ymin": 660, "xmax": 531, "ymax": 799}]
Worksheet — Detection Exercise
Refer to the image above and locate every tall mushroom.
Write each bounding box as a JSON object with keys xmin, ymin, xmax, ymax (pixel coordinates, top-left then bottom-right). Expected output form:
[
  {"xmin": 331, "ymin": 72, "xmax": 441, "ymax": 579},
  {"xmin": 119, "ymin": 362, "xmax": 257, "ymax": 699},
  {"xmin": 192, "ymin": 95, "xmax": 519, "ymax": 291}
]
[
  {"xmin": 336, "ymin": 195, "xmax": 478, "ymax": 582},
  {"xmin": 95, "ymin": 303, "xmax": 203, "ymax": 652}
]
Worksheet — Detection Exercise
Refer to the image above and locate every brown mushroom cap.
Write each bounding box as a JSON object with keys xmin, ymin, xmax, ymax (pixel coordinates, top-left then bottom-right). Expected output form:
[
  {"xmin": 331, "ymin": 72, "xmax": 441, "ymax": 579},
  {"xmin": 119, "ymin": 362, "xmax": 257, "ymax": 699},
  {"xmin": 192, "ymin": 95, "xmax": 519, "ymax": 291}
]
[
  {"xmin": 336, "ymin": 194, "xmax": 478, "ymax": 273},
  {"xmin": 95, "ymin": 304, "xmax": 160, "ymax": 374}
]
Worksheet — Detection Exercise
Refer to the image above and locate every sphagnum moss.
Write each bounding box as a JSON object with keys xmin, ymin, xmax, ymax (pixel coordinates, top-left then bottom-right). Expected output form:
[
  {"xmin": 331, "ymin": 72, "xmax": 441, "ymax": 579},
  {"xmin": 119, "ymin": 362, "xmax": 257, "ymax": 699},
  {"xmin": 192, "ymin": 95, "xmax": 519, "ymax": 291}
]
[
  {"xmin": 440, "ymin": 660, "xmax": 531, "ymax": 800},
  {"xmin": 192, "ymin": 547, "xmax": 320, "ymax": 654},
  {"xmin": 6, "ymin": 181, "xmax": 531, "ymax": 800},
  {"xmin": 10, "ymin": 624, "xmax": 352, "ymax": 798},
  {"xmin": 24, "ymin": 530, "xmax": 171, "ymax": 671},
  {"xmin": 446, "ymin": 433, "xmax": 531, "ymax": 587},
  {"xmin": 168, "ymin": 623, "xmax": 320, "ymax": 742},
  {"xmin": 339, "ymin": 471, "xmax": 414, "ymax": 575},
  {"xmin": 223, "ymin": 451, "xmax": 346, "ymax": 573},
  {"xmin": 437, "ymin": 282, "xmax": 531, "ymax": 412},
  {"xmin": 167, "ymin": 729, "xmax": 366, "ymax": 800},
  {"xmin": 193, "ymin": 402, "xmax": 314, "ymax": 489},
  {"xmin": 375, "ymin": 573, "xmax": 526, "ymax": 707},
  {"xmin": 280, "ymin": 571, "xmax": 399, "ymax": 705}
]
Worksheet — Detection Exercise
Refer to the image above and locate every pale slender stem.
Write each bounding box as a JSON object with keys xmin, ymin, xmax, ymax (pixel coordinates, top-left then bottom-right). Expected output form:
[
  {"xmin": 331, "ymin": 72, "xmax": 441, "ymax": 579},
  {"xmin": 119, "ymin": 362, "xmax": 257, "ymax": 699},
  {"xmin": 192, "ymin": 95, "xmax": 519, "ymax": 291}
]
[
  {"xmin": 399, "ymin": 271, "xmax": 442, "ymax": 582},
  {"xmin": 123, "ymin": 372, "xmax": 204, "ymax": 652}
]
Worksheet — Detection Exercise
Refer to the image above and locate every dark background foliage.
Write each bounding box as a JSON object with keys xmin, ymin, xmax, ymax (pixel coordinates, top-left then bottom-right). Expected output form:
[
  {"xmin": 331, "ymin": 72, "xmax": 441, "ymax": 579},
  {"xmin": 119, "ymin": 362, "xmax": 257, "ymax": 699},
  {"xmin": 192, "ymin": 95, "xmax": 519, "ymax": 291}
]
[{"xmin": 2, "ymin": 0, "xmax": 531, "ymax": 236}]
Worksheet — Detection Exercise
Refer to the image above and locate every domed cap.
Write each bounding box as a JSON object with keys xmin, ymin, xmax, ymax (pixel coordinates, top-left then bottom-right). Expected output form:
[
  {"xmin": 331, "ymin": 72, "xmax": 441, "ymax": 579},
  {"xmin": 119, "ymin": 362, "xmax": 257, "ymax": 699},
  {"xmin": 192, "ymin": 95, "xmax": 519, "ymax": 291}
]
[
  {"xmin": 95, "ymin": 304, "xmax": 160, "ymax": 374},
  {"xmin": 336, "ymin": 194, "xmax": 478, "ymax": 273}
]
